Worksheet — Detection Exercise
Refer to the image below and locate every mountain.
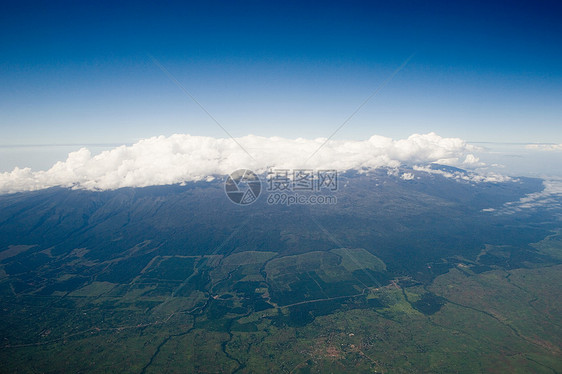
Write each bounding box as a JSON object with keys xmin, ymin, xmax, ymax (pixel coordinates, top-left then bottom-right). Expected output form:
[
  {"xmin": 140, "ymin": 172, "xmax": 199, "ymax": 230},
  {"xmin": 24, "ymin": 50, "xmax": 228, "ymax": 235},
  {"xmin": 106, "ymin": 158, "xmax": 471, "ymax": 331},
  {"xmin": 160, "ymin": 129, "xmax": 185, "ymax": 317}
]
[{"xmin": 0, "ymin": 167, "xmax": 561, "ymax": 373}]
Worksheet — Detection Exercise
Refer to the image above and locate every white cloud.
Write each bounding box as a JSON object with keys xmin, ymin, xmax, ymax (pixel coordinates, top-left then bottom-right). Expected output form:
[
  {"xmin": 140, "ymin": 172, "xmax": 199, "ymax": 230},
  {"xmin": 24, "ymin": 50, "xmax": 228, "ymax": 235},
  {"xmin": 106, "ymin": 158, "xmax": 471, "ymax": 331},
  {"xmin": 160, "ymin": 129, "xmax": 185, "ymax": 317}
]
[
  {"xmin": 0, "ymin": 132, "xmax": 492, "ymax": 194},
  {"xmin": 412, "ymin": 165, "xmax": 513, "ymax": 183},
  {"xmin": 498, "ymin": 179, "xmax": 562, "ymax": 213},
  {"xmin": 462, "ymin": 154, "xmax": 482, "ymax": 165},
  {"xmin": 525, "ymin": 144, "xmax": 562, "ymax": 151},
  {"xmin": 401, "ymin": 172, "xmax": 415, "ymax": 181}
]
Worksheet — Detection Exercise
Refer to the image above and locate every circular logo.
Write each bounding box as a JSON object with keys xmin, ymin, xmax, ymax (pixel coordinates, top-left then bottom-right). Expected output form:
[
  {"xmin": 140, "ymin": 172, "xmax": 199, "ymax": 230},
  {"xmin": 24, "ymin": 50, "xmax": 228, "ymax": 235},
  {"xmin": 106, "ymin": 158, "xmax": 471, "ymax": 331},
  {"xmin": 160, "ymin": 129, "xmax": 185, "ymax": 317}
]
[{"xmin": 225, "ymin": 169, "xmax": 261, "ymax": 205}]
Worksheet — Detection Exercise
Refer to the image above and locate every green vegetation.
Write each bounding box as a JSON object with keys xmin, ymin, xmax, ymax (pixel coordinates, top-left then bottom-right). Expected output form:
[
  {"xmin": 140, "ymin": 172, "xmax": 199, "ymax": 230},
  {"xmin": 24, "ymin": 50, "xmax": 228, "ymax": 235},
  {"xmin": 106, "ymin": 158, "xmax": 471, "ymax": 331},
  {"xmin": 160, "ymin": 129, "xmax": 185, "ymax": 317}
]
[
  {"xmin": 331, "ymin": 248, "xmax": 386, "ymax": 272},
  {"xmin": 531, "ymin": 229, "xmax": 562, "ymax": 260},
  {"xmin": 0, "ymin": 237, "xmax": 561, "ymax": 373}
]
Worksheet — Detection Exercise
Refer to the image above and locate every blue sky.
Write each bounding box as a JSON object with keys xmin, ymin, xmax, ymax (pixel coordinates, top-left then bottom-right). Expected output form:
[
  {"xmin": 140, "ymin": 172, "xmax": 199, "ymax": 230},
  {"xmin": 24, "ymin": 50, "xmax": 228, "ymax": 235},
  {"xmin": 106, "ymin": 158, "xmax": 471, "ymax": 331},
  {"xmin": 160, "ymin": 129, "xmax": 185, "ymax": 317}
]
[{"xmin": 1, "ymin": 0, "xmax": 561, "ymax": 150}]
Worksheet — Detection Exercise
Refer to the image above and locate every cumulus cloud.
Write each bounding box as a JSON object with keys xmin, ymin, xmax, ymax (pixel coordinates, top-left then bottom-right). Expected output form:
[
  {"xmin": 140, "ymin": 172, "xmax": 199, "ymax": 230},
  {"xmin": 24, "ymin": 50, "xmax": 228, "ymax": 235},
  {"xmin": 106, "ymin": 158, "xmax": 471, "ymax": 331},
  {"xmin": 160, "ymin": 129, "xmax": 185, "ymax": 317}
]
[
  {"xmin": 400, "ymin": 172, "xmax": 415, "ymax": 181},
  {"xmin": 0, "ymin": 132, "xmax": 490, "ymax": 194}
]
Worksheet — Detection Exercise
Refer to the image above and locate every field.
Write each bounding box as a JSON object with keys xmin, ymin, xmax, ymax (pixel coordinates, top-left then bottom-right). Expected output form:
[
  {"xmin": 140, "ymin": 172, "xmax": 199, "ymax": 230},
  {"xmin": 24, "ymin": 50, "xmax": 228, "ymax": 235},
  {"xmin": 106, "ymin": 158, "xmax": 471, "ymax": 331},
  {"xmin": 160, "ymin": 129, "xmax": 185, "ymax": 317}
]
[
  {"xmin": 0, "ymin": 177, "xmax": 560, "ymax": 372},
  {"xmin": 0, "ymin": 231, "xmax": 561, "ymax": 373}
]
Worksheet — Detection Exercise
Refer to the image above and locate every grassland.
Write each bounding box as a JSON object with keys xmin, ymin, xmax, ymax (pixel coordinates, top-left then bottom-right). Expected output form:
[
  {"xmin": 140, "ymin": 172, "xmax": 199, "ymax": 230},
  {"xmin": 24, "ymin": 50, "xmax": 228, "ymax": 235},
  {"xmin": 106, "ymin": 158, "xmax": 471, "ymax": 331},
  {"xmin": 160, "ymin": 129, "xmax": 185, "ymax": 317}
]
[{"xmin": 0, "ymin": 235, "xmax": 561, "ymax": 373}]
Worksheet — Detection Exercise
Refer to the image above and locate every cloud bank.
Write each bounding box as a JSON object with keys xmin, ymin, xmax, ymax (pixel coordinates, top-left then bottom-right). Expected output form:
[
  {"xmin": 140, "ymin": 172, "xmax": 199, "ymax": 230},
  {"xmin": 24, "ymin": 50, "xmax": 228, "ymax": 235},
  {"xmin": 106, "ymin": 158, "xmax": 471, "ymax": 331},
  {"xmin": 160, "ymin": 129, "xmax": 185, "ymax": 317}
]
[
  {"xmin": 0, "ymin": 132, "xmax": 492, "ymax": 194},
  {"xmin": 525, "ymin": 144, "xmax": 562, "ymax": 152}
]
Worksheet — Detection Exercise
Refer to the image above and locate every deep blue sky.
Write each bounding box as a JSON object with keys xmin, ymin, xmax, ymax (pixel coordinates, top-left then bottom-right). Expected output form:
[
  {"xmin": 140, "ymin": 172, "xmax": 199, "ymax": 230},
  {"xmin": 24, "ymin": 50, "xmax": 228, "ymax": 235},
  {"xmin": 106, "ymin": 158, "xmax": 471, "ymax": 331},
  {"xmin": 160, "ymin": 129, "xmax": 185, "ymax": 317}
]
[{"xmin": 1, "ymin": 0, "xmax": 561, "ymax": 147}]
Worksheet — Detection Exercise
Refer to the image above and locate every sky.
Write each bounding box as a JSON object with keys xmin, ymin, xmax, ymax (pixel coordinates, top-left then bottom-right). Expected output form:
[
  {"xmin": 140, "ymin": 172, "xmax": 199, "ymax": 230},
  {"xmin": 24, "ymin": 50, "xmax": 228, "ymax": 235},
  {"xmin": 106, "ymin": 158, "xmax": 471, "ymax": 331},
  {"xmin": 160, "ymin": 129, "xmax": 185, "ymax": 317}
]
[{"xmin": 0, "ymin": 0, "xmax": 561, "ymax": 178}]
